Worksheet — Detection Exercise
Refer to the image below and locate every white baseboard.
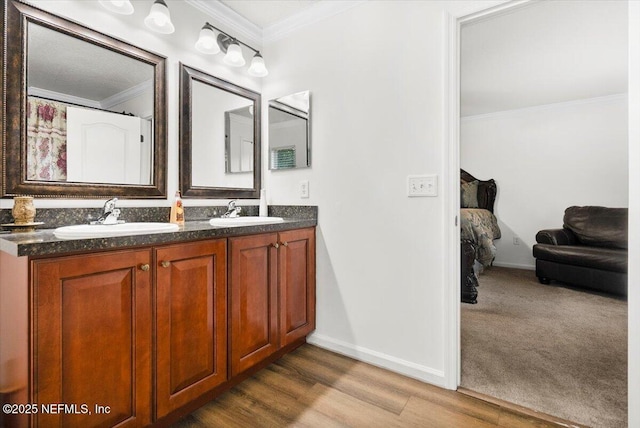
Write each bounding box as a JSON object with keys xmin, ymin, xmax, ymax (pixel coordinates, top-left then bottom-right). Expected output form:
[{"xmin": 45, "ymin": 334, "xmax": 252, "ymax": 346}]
[
  {"xmin": 306, "ymin": 333, "xmax": 446, "ymax": 388},
  {"xmin": 492, "ymin": 261, "xmax": 535, "ymax": 271}
]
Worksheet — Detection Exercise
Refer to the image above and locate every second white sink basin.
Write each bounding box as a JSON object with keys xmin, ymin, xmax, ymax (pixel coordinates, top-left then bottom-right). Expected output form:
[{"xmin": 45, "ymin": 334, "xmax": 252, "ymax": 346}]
[
  {"xmin": 54, "ymin": 222, "xmax": 180, "ymax": 239},
  {"xmin": 209, "ymin": 216, "xmax": 284, "ymax": 227}
]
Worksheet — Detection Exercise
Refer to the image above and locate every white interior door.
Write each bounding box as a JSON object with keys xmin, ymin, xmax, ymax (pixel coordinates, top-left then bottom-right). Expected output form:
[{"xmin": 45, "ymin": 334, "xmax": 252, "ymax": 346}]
[
  {"xmin": 228, "ymin": 113, "xmax": 253, "ymax": 173},
  {"xmin": 240, "ymin": 138, "xmax": 253, "ymax": 172},
  {"xmin": 66, "ymin": 106, "xmax": 143, "ymax": 184}
]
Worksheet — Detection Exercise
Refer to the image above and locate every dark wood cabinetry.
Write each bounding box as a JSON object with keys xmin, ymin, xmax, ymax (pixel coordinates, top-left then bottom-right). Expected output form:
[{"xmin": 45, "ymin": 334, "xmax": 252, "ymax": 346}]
[
  {"xmin": 229, "ymin": 233, "xmax": 280, "ymax": 377},
  {"xmin": 279, "ymin": 228, "xmax": 316, "ymax": 346},
  {"xmin": 3, "ymin": 226, "xmax": 314, "ymax": 427},
  {"xmin": 32, "ymin": 250, "xmax": 153, "ymax": 428},
  {"xmin": 155, "ymin": 239, "xmax": 227, "ymax": 419},
  {"xmin": 229, "ymin": 228, "xmax": 316, "ymax": 375}
]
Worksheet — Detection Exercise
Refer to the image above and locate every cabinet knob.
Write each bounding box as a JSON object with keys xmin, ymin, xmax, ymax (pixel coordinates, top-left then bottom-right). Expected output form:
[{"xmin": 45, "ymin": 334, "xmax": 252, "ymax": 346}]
[
  {"xmin": 140, "ymin": 264, "xmax": 150, "ymax": 271},
  {"xmin": 273, "ymin": 242, "xmax": 279, "ymax": 249},
  {"xmin": 282, "ymin": 241, "xmax": 288, "ymax": 247},
  {"xmin": 160, "ymin": 261, "xmax": 170, "ymax": 268}
]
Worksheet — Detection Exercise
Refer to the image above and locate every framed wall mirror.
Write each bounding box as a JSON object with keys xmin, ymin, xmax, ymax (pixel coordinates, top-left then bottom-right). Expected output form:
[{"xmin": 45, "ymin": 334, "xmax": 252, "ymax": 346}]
[
  {"xmin": 1, "ymin": 0, "xmax": 167, "ymax": 198},
  {"xmin": 268, "ymin": 91, "xmax": 311, "ymax": 170},
  {"xmin": 179, "ymin": 63, "xmax": 261, "ymax": 199}
]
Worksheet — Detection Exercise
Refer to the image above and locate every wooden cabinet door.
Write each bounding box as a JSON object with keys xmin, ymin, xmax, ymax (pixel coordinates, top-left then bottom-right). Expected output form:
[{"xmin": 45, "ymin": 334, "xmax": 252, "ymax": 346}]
[
  {"xmin": 32, "ymin": 250, "xmax": 152, "ymax": 428},
  {"xmin": 155, "ymin": 239, "xmax": 227, "ymax": 419},
  {"xmin": 278, "ymin": 228, "xmax": 316, "ymax": 346},
  {"xmin": 229, "ymin": 233, "xmax": 279, "ymax": 377}
]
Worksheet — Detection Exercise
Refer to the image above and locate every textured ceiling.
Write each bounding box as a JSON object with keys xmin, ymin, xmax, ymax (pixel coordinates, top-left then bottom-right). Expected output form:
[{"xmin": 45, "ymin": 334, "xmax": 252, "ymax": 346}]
[{"xmin": 27, "ymin": 23, "xmax": 152, "ymax": 103}]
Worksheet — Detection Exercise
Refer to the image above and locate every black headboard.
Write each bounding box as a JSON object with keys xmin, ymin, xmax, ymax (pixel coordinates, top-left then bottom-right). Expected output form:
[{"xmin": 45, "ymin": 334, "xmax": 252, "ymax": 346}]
[{"xmin": 460, "ymin": 169, "xmax": 497, "ymax": 213}]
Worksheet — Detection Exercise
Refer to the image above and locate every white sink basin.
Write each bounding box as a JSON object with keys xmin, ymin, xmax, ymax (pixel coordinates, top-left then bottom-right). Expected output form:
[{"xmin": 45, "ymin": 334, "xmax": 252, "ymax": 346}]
[
  {"xmin": 209, "ymin": 216, "xmax": 284, "ymax": 227},
  {"xmin": 54, "ymin": 222, "xmax": 180, "ymax": 239}
]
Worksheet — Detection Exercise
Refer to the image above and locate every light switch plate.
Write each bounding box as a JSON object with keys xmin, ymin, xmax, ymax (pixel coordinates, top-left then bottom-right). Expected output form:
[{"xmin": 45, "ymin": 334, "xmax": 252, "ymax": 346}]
[
  {"xmin": 407, "ymin": 175, "xmax": 438, "ymax": 197},
  {"xmin": 299, "ymin": 180, "xmax": 309, "ymax": 198}
]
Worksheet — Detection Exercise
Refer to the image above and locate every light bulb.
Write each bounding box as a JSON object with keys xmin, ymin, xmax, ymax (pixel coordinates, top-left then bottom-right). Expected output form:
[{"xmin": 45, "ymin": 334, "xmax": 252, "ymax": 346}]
[
  {"xmin": 195, "ymin": 25, "xmax": 220, "ymax": 55},
  {"xmin": 144, "ymin": 0, "xmax": 175, "ymax": 34},
  {"xmin": 99, "ymin": 0, "xmax": 134, "ymax": 15},
  {"xmin": 223, "ymin": 42, "xmax": 245, "ymax": 67},
  {"xmin": 248, "ymin": 53, "xmax": 268, "ymax": 77}
]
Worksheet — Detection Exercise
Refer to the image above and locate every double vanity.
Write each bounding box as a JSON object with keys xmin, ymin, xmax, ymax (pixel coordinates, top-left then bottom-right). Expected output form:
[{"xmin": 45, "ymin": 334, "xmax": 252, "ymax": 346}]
[
  {"xmin": 0, "ymin": 208, "xmax": 316, "ymax": 427},
  {"xmin": 0, "ymin": 1, "xmax": 316, "ymax": 426}
]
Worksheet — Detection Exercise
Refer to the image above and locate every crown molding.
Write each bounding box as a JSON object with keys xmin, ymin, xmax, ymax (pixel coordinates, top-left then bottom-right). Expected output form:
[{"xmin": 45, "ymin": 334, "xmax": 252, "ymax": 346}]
[
  {"xmin": 100, "ymin": 79, "xmax": 153, "ymax": 110},
  {"xmin": 28, "ymin": 87, "xmax": 102, "ymax": 109},
  {"xmin": 184, "ymin": 0, "xmax": 263, "ymax": 47},
  {"xmin": 263, "ymin": 0, "xmax": 367, "ymax": 44},
  {"xmin": 29, "ymin": 80, "xmax": 153, "ymax": 113},
  {"xmin": 184, "ymin": 0, "xmax": 368, "ymax": 46}
]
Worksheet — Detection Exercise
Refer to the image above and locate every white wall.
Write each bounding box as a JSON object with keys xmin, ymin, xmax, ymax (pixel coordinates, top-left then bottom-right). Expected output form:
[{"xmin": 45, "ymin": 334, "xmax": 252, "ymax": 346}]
[
  {"xmin": 263, "ymin": 0, "xmax": 504, "ymax": 385},
  {"xmin": 461, "ymin": 95, "xmax": 628, "ymax": 269}
]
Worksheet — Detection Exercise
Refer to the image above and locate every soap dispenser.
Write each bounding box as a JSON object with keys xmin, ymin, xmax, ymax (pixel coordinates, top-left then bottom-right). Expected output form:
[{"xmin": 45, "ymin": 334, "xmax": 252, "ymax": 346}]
[
  {"xmin": 170, "ymin": 191, "xmax": 185, "ymax": 225},
  {"xmin": 259, "ymin": 189, "xmax": 268, "ymax": 217}
]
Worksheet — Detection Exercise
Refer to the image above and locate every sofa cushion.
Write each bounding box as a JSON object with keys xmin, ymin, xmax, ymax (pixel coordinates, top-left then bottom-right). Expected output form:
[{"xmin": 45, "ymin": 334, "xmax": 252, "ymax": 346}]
[
  {"xmin": 461, "ymin": 180, "xmax": 479, "ymax": 208},
  {"xmin": 563, "ymin": 206, "xmax": 628, "ymax": 249},
  {"xmin": 533, "ymin": 244, "xmax": 627, "ymax": 273}
]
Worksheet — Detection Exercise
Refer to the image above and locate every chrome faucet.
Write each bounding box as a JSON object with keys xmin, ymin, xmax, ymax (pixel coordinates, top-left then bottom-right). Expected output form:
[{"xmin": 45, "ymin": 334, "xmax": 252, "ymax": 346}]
[
  {"xmin": 222, "ymin": 200, "xmax": 242, "ymax": 218},
  {"xmin": 91, "ymin": 198, "xmax": 123, "ymax": 225}
]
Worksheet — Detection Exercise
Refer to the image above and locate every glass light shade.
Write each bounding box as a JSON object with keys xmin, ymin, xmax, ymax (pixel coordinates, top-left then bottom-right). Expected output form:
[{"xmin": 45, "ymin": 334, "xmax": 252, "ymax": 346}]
[
  {"xmin": 223, "ymin": 42, "xmax": 246, "ymax": 67},
  {"xmin": 248, "ymin": 53, "xmax": 268, "ymax": 77},
  {"xmin": 144, "ymin": 0, "xmax": 175, "ymax": 34},
  {"xmin": 99, "ymin": 0, "xmax": 134, "ymax": 14},
  {"xmin": 195, "ymin": 26, "xmax": 220, "ymax": 54}
]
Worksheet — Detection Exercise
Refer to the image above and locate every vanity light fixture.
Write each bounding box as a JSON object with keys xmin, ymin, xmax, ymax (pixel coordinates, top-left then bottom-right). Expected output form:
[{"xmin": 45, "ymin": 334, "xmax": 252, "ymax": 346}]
[
  {"xmin": 144, "ymin": 0, "xmax": 175, "ymax": 34},
  {"xmin": 99, "ymin": 0, "xmax": 134, "ymax": 15},
  {"xmin": 195, "ymin": 22, "xmax": 268, "ymax": 77},
  {"xmin": 248, "ymin": 52, "xmax": 268, "ymax": 77},
  {"xmin": 194, "ymin": 24, "xmax": 220, "ymax": 55},
  {"xmin": 223, "ymin": 40, "xmax": 245, "ymax": 67}
]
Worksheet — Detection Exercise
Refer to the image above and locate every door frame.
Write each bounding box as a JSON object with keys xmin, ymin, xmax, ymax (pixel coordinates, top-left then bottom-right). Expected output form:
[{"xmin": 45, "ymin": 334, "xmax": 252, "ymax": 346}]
[
  {"xmin": 443, "ymin": 0, "xmax": 535, "ymax": 390},
  {"xmin": 444, "ymin": 1, "xmax": 638, "ymax": 424}
]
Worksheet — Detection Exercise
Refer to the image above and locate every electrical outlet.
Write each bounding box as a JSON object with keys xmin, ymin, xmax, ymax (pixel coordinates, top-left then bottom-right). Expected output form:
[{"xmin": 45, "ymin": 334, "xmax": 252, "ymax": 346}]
[
  {"xmin": 299, "ymin": 180, "xmax": 309, "ymax": 199},
  {"xmin": 407, "ymin": 175, "xmax": 437, "ymax": 197},
  {"xmin": 513, "ymin": 237, "xmax": 520, "ymax": 245}
]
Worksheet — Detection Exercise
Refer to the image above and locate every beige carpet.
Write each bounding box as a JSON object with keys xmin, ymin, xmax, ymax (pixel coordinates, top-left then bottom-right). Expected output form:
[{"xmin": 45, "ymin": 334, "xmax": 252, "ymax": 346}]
[{"xmin": 461, "ymin": 266, "xmax": 627, "ymax": 428}]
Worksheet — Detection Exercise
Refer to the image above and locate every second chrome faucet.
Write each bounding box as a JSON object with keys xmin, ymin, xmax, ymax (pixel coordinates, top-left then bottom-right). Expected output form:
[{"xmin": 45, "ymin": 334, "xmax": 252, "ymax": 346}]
[{"xmin": 222, "ymin": 200, "xmax": 242, "ymax": 218}]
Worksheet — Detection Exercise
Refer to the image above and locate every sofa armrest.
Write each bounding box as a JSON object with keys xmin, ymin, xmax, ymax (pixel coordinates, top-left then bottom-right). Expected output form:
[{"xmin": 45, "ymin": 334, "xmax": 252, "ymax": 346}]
[{"xmin": 535, "ymin": 228, "xmax": 578, "ymax": 245}]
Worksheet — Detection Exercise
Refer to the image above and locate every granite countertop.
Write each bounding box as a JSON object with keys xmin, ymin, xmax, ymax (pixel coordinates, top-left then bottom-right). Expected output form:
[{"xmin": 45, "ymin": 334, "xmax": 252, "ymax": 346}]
[
  {"xmin": 0, "ymin": 205, "xmax": 318, "ymax": 258},
  {"xmin": 0, "ymin": 217, "xmax": 317, "ymax": 258}
]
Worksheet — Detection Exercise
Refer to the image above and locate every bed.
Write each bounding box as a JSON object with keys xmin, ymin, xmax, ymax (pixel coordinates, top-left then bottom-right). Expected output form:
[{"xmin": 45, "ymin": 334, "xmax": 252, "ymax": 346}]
[{"xmin": 460, "ymin": 169, "xmax": 501, "ymax": 304}]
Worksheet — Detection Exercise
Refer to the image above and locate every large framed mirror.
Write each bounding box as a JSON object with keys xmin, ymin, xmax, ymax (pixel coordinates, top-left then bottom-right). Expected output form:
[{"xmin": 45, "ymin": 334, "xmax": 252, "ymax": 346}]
[
  {"xmin": 1, "ymin": 0, "xmax": 167, "ymax": 198},
  {"xmin": 268, "ymin": 91, "xmax": 311, "ymax": 170},
  {"xmin": 179, "ymin": 63, "xmax": 261, "ymax": 199}
]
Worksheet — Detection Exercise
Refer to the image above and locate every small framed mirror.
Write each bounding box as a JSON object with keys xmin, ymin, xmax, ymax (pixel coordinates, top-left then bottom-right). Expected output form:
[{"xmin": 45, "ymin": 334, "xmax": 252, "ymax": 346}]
[
  {"xmin": 179, "ymin": 63, "xmax": 261, "ymax": 198},
  {"xmin": 268, "ymin": 91, "xmax": 311, "ymax": 170},
  {"xmin": 1, "ymin": 0, "xmax": 167, "ymax": 198}
]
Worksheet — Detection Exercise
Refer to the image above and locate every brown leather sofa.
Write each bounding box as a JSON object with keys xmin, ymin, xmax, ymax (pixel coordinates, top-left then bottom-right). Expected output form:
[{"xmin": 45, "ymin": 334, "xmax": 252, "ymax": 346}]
[{"xmin": 533, "ymin": 206, "xmax": 627, "ymax": 296}]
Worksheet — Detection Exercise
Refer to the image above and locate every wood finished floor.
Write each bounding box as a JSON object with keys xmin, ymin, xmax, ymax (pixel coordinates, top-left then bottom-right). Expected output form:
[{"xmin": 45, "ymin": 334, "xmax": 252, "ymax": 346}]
[{"xmin": 172, "ymin": 344, "xmax": 562, "ymax": 428}]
